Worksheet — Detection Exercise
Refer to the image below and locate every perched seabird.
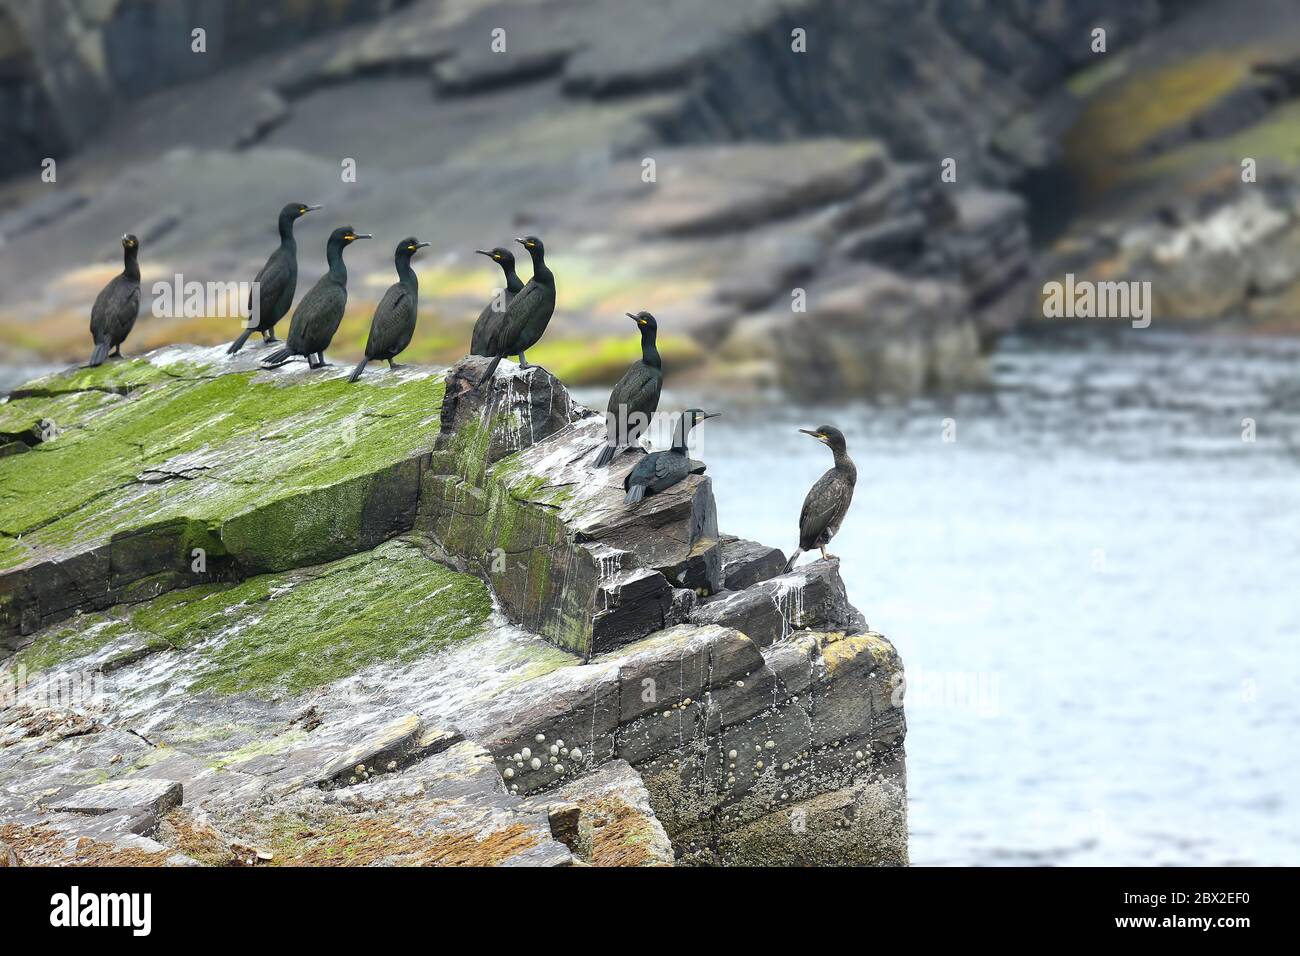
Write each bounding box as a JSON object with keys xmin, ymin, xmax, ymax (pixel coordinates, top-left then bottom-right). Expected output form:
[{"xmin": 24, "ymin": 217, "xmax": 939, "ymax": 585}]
[
  {"xmin": 476, "ymin": 235, "xmax": 556, "ymax": 385},
  {"xmin": 227, "ymin": 201, "xmax": 320, "ymax": 354},
  {"xmin": 623, "ymin": 408, "xmax": 719, "ymax": 505},
  {"xmin": 263, "ymin": 226, "xmax": 371, "ymax": 369},
  {"xmin": 349, "ymin": 237, "xmax": 429, "ymax": 382},
  {"xmin": 784, "ymin": 425, "xmax": 857, "ymax": 571},
  {"xmin": 87, "ymin": 234, "xmax": 141, "ymax": 367},
  {"xmin": 595, "ymin": 311, "xmax": 662, "ymax": 468},
  {"xmin": 470, "ymin": 247, "xmax": 524, "ymax": 356}
]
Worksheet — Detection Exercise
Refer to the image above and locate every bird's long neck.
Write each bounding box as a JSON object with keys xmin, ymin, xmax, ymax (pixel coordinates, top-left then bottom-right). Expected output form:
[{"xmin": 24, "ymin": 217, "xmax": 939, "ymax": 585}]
[
  {"xmin": 529, "ymin": 250, "xmax": 554, "ymax": 287},
  {"xmin": 671, "ymin": 416, "xmax": 692, "ymax": 453},
  {"xmin": 326, "ymin": 240, "xmax": 347, "ymax": 284},
  {"xmin": 833, "ymin": 448, "xmax": 857, "ymax": 484},
  {"xmin": 277, "ymin": 212, "xmax": 297, "ymax": 243},
  {"xmin": 502, "ymin": 263, "xmax": 523, "ymax": 294},
  {"xmin": 395, "ymin": 254, "xmax": 418, "ymax": 292},
  {"xmin": 122, "ymin": 245, "xmax": 140, "ymax": 281},
  {"xmin": 640, "ymin": 326, "xmax": 661, "ymax": 369}
]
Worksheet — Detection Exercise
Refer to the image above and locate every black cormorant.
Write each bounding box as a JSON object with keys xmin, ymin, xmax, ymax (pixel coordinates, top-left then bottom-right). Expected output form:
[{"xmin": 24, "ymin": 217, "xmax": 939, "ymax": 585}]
[
  {"xmin": 784, "ymin": 426, "xmax": 857, "ymax": 571},
  {"xmin": 349, "ymin": 237, "xmax": 429, "ymax": 382},
  {"xmin": 623, "ymin": 408, "xmax": 719, "ymax": 505},
  {"xmin": 595, "ymin": 311, "xmax": 662, "ymax": 467},
  {"xmin": 228, "ymin": 201, "xmax": 320, "ymax": 354},
  {"xmin": 469, "ymin": 247, "xmax": 524, "ymax": 356},
  {"xmin": 476, "ymin": 235, "xmax": 555, "ymax": 385},
  {"xmin": 263, "ymin": 226, "xmax": 371, "ymax": 369},
  {"xmin": 87, "ymin": 234, "xmax": 141, "ymax": 367}
]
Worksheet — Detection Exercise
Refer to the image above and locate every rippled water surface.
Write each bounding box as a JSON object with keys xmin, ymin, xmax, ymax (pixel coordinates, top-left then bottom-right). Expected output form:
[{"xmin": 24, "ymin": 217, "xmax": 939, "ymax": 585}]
[{"xmin": 692, "ymin": 330, "xmax": 1300, "ymax": 866}]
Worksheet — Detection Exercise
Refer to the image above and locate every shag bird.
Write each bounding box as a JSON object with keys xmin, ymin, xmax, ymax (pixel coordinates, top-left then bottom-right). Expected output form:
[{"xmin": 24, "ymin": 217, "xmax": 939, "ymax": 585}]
[
  {"xmin": 595, "ymin": 311, "xmax": 662, "ymax": 468},
  {"xmin": 784, "ymin": 426, "xmax": 857, "ymax": 571},
  {"xmin": 469, "ymin": 247, "xmax": 524, "ymax": 356},
  {"xmin": 349, "ymin": 237, "xmax": 429, "ymax": 382},
  {"xmin": 476, "ymin": 235, "xmax": 555, "ymax": 385},
  {"xmin": 623, "ymin": 408, "xmax": 720, "ymax": 505},
  {"xmin": 227, "ymin": 201, "xmax": 321, "ymax": 354},
  {"xmin": 87, "ymin": 234, "xmax": 142, "ymax": 367},
  {"xmin": 263, "ymin": 226, "xmax": 371, "ymax": 369}
]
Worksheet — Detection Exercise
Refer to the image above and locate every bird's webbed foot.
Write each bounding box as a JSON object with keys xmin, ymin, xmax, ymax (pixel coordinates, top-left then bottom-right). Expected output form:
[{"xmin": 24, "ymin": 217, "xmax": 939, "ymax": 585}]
[{"xmin": 388, "ymin": 360, "xmax": 402, "ymax": 370}]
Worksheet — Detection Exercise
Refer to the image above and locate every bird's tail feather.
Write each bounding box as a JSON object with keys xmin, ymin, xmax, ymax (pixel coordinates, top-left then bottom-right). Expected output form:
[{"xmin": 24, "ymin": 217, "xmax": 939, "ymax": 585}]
[
  {"xmin": 783, "ymin": 549, "xmax": 803, "ymax": 573},
  {"xmin": 348, "ymin": 358, "xmax": 369, "ymax": 383},
  {"xmin": 226, "ymin": 328, "xmax": 253, "ymax": 355},
  {"xmin": 476, "ymin": 354, "xmax": 503, "ymax": 386},
  {"xmin": 262, "ymin": 347, "xmax": 294, "ymax": 368},
  {"xmin": 594, "ymin": 444, "xmax": 619, "ymax": 468},
  {"xmin": 88, "ymin": 341, "xmax": 110, "ymax": 368},
  {"xmin": 624, "ymin": 484, "xmax": 646, "ymax": 506}
]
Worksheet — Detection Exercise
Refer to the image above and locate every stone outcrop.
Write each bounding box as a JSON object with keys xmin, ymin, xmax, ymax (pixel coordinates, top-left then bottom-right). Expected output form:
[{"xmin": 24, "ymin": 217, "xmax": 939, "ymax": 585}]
[{"xmin": 0, "ymin": 349, "xmax": 907, "ymax": 866}]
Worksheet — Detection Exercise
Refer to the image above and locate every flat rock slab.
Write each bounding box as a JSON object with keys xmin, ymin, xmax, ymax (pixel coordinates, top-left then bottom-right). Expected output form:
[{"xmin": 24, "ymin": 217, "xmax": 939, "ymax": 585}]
[
  {"xmin": 0, "ymin": 347, "xmax": 444, "ymax": 647},
  {"xmin": 720, "ymin": 534, "xmax": 787, "ymax": 591},
  {"xmin": 47, "ymin": 778, "xmax": 183, "ymax": 817}
]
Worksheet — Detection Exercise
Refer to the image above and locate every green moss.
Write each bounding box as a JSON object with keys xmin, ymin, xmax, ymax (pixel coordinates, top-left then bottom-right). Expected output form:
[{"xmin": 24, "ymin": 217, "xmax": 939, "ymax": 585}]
[
  {"xmin": 12, "ymin": 615, "xmax": 127, "ymax": 676},
  {"xmin": 184, "ymin": 540, "xmax": 491, "ymax": 696},
  {"xmin": 0, "ymin": 355, "xmax": 445, "ymax": 571}
]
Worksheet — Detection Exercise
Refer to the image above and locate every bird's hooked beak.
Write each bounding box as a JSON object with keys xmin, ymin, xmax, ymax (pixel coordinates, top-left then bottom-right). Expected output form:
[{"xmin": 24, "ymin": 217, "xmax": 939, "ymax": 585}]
[
  {"xmin": 352, "ymin": 233, "xmax": 373, "ymax": 241},
  {"xmin": 303, "ymin": 204, "xmax": 322, "ymax": 213},
  {"xmin": 415, "ymin": 241, "xmax": 431, "ymax": 249},
  {"xmin": 626, "ymin": 312, "xmax": 648, "ymax": 326},
  {"xmin": 701, "ymin": 411, "xmax": 722, "ymax": 420},
  {"xmin": 799, "ymin": 428, "xmax": 828, "ymax": 443}
]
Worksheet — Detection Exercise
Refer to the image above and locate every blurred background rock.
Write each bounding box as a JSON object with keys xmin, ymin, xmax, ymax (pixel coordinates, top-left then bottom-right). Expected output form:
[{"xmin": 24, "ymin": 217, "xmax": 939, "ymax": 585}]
[{"xmin": 5, "ymin": 0, "xmax": 1300, "ymax": 392}]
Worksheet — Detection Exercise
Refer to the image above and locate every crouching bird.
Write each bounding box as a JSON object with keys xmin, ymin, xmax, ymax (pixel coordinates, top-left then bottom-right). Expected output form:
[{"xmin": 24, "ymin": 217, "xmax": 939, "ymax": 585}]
[
  {"xmin": 228, "ymin": 201, "xmax": 321, "ymax": 354},
  {"xmin": 87, "ymin": 234, "xmax": 141, "ymax": 367},
  {"xmin": 623, "ymin": 408, "xmax": 720, "ymax": 505},
  {"xmin": 595, "ymin": 311, "xmax": 662, "ymax": 468},
  {"xmin": 263, "ymin": 226, "xmax": 371, "ymax": 369},
  {"xmin": 785, "ymin": 426, "xmax": 856, "ymax": 571},
  {"xmin": 350, "ymin": 237, "xmax": 429, "ymax": 382}
]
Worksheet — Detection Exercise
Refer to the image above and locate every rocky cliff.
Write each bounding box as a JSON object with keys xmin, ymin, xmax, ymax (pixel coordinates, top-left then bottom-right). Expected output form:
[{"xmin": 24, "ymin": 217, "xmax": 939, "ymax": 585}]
[
  {"xmin": 0, "ymin": 0, "xmax": 1180, "ymax": 395},
  {"xmin": 0, "ymin": 349, "xmax": 906, "ymax": 866}
]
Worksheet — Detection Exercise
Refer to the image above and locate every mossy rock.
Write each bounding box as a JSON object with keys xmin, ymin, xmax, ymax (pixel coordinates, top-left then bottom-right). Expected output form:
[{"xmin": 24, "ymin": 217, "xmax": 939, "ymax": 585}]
[{"xmin": 0, "ymin": 347, "xmax": 444, "ymax": 644}]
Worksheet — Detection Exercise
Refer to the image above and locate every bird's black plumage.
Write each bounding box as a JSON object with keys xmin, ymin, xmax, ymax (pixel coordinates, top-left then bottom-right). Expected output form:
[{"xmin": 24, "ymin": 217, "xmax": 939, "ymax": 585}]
[
  {"xmin": 595, "ymin": 311, "xmax": 663, "ymax": 468},
  {"xmin": 263, "ymin": 225, "xmax": 371, "ymax": 369},
  {"xmin": 87, "ymin": 234, "xmax": 141, "ymax": 367},
  {"xmin": 228, "ymin": 202, "xmax": 320, "ymax": 354},
  {"xmin": 470, "ymin": 247, "xmax": 524, "ymax": 356},
  {"xmin": 350, "ymin": 237, "xmax": 428, "ymax": 382},
  {"xmin": 623, "ymin": 408, "xmax": 719, "ymax": 505},
  {"xmin": 784, "ymin": 425, "xmax": 857, "ymax": 572},
  {"xmin": 477, "ymin": 235, "xmax": 556, "ymax": 385}
]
